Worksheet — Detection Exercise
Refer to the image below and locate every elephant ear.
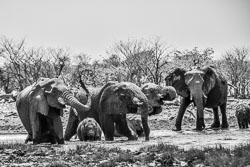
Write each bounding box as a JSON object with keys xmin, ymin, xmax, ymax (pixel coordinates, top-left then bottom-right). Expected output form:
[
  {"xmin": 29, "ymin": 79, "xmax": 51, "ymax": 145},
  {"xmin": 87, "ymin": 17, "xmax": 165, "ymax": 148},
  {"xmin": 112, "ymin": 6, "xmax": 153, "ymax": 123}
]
[
  {"xmin": 29, "ymin": 84, "xmax": 49, "ymax": 116},
  {"xmin": 99, "ymin": 83, "xmax": 128, "ymax": 114},
  {"xmin": 37, "ymin": 77, "xmax": 66, "ymax": 94},
  {"xmin": 165, "ymin": 68, "xmax": 189, "ymax": 97},
  {"xmin": 201, "ymin": 66, "xmax": 217, "ymax": 95}
]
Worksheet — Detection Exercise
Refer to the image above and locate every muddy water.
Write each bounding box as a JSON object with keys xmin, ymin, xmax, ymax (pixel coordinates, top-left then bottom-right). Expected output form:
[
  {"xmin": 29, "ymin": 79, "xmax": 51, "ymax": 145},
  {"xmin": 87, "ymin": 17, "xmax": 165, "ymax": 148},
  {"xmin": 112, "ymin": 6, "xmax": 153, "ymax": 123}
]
[
  {"xmin": 0, "ymin": 128, "xmax": 249, "ymax": 151},
  {"xmin": 94, "ymin": 128, "xmax": 250, "ymax": 151},
  {"xmin": 0, "ymin": 133, "xmax": 26, "ymax": 143}
]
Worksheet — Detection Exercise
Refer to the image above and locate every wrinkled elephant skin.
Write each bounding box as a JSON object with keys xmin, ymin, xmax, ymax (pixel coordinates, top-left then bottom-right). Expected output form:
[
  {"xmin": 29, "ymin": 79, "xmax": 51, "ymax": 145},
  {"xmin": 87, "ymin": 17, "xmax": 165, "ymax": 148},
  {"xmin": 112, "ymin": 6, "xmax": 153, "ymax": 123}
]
[
  {"xmin": 16, "ymin": 77, "xmax": 91, "ymax": 144},
  {"xmin": 165, "ymin": 66, "xmax": 229, "ymax": 131},
  {"xmin": 65, "ymin": 82, "xmax": 151, "ymax": 141}
]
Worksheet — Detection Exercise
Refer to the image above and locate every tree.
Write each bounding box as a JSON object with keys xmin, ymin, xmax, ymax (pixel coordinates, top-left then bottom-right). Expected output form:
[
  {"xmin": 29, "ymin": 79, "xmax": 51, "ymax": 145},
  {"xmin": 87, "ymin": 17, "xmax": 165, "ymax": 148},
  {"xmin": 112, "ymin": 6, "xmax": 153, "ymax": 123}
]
[
  {"xmin": 172, "ymin": 47, "xmax": 214, "ymax": 70},
  {"xmin": 110, "ymin": 38, "xmax": 148, "ymax": 83},
  {"xmin": 0, "ymin": 37, "xmax": 71, "ymax": 91},
  {"xmin": 107, "ymin": 37, "xmax": 174, "ymax": 85},
  {"xmin": 139, "ymin": 37, "xmax": 173, "ymax": 85},
  {"xmin": 222, "ymin": 47, "xmax": 250, "ymax": 98}
]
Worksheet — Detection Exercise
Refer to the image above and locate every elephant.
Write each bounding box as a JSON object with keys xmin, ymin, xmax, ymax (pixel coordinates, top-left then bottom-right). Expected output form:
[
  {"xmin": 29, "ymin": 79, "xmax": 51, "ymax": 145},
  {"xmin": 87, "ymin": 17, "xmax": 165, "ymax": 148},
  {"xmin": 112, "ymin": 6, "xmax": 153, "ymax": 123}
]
[
  {"xmin": 114, "ymin": 115, "xmax": 144, "ymax": 137},
  {"xmin": 235, "ymin": 103, "xmax": 250, "ymax": 129},
  {"xmin": 165, "ymin": 66, "xmax": 229, "ymax": 131},
  {"xmin": 65, "ymin": 81, "xmax": 151, "ymax": 141},
  {"xmin": 77, "ymin": 117, "xmax": 103, "ymax": 141},
  {"xmin": 64, "ymin": 82, "xmax": 177, "ymax": 141},
  {"xmin": 16, "ymin": 77, "xmax": 91, "ymax": 144}
]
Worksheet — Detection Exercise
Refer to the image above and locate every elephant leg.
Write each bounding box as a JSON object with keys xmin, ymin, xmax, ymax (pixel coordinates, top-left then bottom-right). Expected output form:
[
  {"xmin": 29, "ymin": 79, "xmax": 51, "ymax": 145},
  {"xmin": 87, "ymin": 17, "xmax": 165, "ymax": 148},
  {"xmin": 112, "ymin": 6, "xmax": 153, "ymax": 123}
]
[
  {"xmin": 242, "ymin": 121, "xmax": 246, "ymax": 129},
  {"xmin": 99, "ymin": 112, "xmax": 106, "ymax": 134},
  {"xmin": 114, "ymin": 115, "xmax": 138, "ymax": 141},
  {"xmin": 237, "ymin": 118, "xmax": 242, "ymax": 129},
  {"xmin": 211, "ymin": 107, "xmax": 220, "ymax": 128},
  {"xmin": 44, "ymin": 117, "xmax": 57, "ymax": 144},
  {"xmin": 64, "ymin": 108, "xmax": 79, "ymax": 141},
  {"xmin": 195, "ymin": 109, "xmax": 205, "ymax": 130},
  {"xmin": 104, "ymin": 114, "xmax": 114, "ymax": 141},
  {"xmin": 220, "ymin": 103, "xmax": 229, "ymax": 129},
  {"xmin": 48, "ymin": 110, "xmax": 64, "ymax": 144},
  {"xmin": 30, "ymin": 112, "xmax": 41, "ymax": 144},
  {"xmin": 25, "ymin": 134, "xmax": 32, "ymax": 144},
  {"xmin": 52, "ymin": 116, "xmax": 64, "ymax": 144},
  {"xmin": 173, "ymin": 97, "xmax": 191, "ymax": 131},
  {"xmin": 246, "ymin": 120, "xmax": 249, "ymax": 128}
]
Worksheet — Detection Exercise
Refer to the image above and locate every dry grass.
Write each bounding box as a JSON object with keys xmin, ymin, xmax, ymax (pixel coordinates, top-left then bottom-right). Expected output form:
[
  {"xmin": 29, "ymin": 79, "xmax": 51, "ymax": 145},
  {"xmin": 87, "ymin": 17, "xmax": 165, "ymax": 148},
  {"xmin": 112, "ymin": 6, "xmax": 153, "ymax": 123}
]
[{"xmin": 0, "ymin": 142, "xmax": 250, "ymax": 166}]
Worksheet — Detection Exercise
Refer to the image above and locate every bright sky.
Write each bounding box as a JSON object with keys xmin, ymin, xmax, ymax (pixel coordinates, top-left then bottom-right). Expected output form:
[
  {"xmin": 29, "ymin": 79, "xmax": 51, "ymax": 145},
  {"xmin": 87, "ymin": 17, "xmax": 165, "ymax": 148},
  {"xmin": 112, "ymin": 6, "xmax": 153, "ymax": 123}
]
[{"xmin": 0, "ymin": 0, "xmax": 249, "ymax": 60}]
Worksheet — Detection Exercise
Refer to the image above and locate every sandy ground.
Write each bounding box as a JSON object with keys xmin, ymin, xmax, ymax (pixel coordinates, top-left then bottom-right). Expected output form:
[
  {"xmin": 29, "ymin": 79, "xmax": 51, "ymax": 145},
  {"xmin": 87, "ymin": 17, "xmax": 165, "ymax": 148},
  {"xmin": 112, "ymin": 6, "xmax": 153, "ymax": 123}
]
[{"xmin": 0, "ymin": 99, "xmax": 250, "ymax": 151}]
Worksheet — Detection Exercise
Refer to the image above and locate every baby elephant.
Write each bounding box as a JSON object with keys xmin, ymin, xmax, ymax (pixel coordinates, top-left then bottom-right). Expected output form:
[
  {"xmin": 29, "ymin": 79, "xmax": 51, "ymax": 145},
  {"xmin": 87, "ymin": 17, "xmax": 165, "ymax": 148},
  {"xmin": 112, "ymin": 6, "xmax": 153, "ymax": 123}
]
[
  {"xmin": 77, "ymin": 117, "xmax": 103, "ymax": 141},
  {"xmin": 235, "ymin": 103, "xmax": 250, "ymax": 129}
]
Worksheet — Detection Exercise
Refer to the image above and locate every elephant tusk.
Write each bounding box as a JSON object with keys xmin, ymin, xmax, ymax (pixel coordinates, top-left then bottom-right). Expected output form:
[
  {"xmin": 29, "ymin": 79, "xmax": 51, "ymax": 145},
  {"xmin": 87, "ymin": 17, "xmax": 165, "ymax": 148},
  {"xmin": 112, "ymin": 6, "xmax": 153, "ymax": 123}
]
[
  {"xmin": 58, "ymin": 97, "xmax": 66, "ymax": 106},
  {"xmin": 190, "ymin": 94, "xmax": 193, "ymax": 101},
  {"xmin": 198, "ymin": 74, "xmax": 204, "ymax": 82},
  {"xmin": 186, "ymin": 75, "xmax": 194, "ymax": 85},
  {"xmin": 203, "ymin": 93, "xmax": 207, "ymax": 99},
  {"xmin": 73, "ymin": 108, "xmax": 78, "ymax": 116}
]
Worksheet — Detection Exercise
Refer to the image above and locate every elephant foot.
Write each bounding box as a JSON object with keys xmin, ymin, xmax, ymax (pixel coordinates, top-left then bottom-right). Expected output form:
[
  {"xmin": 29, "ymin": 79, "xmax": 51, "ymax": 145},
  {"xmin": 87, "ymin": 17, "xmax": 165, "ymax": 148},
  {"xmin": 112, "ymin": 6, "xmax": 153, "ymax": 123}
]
[
  {"xmin": 210, "ymin": 123, "xmax": 220, "ymax": 129},
  {"xmin": 57, "ymin": 138, "xmax": 65, "ymax": 144},
  {"xmin": 193, "ymin": 127, "xmax": 205, "ymax": 131},
  {"xmin": 25, "ymin": 134, "xmax": 32, "ymax": 144},
  {"xmin": 196, "ymin": 118, "xmax": 205, "ymax": 131},
  {"xmin": 221, "ymin": 122, "xmax": 229, "ymax": 129},
  {"xmin": 128, "ymin": 135, "xmax": 138, "ymax": 141},
  {"xmin": 172, "ymin": 126, "xmax": 181, "ymax": 131},
  {"xmin": 32, "ymin": 138, "xmax": 41, "ymax": 145},
  {"xmin": 105, "ymin": 136, "xmax": 114, "ymax": 141}
]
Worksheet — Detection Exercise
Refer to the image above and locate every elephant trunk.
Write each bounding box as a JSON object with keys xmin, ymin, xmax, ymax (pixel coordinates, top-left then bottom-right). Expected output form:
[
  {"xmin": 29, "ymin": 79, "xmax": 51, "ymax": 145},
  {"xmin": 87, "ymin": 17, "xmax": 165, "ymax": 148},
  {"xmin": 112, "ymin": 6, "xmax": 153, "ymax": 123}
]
[
  {"xmin": 62, "ymin": 91, "xmax": 91, "ymax": 113},
  {"xmin": 187, "ymin": 74, "xmax": 206, "ymax": 130},
  {"xmin": 189, "ymin": 84, "xmax": 204, "ymax": 119},
  {"xmin": 193, "ymin": 95, "xmax": 205, "ymax": 130},
  {"xmin": 185, "ymin": 72, "xmax": 205, "ymax": 120},
  {"xmin": 138, "ymin": 102, "xmax": 150, "ymax": 141}
]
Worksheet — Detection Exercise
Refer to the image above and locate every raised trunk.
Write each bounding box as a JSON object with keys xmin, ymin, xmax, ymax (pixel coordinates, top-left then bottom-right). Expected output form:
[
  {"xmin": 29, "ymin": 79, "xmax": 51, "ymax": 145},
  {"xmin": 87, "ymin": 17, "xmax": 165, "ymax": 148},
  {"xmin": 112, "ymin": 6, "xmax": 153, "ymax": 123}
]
[{"xmin": 62, "ymin": 91, "xmax": 91, "ymax": 113}]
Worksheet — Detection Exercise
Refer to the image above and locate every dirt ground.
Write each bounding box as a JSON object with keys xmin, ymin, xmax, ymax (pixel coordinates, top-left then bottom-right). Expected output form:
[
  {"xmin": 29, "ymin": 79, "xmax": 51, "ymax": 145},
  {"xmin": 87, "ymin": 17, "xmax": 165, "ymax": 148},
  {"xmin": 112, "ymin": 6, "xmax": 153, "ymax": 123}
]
[{"xmin": 0, "ymin": 98, "xmax": 250, "ymax": 151}]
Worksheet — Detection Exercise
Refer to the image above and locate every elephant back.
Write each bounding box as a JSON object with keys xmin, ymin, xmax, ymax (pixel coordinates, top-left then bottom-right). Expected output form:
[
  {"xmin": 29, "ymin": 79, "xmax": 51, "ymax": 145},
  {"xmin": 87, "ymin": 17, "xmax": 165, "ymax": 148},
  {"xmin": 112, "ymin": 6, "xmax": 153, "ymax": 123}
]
[{"xmin": 75, "ymin": 87, "xmax": 103, "ymax": 120}]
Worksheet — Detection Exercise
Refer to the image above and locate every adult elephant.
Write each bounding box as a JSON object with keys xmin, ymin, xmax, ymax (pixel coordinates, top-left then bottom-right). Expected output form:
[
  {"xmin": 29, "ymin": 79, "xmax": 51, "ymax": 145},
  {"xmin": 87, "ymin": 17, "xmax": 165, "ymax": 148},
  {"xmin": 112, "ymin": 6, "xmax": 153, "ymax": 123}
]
[
  {"xmin": 16, "ymin": 77, "xmax": 91, "ymax": 144},
  {"xmin": 64, "ymin": 82, "xmax": 177, "ymax": 141},
  {"xmin": 165, "ymin": 66, "xmax": 229, "ymax": 131}
]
